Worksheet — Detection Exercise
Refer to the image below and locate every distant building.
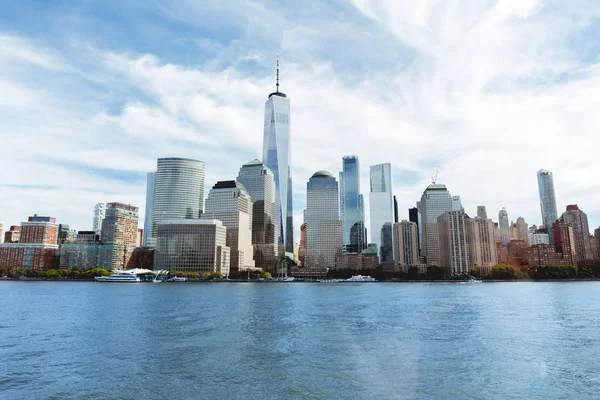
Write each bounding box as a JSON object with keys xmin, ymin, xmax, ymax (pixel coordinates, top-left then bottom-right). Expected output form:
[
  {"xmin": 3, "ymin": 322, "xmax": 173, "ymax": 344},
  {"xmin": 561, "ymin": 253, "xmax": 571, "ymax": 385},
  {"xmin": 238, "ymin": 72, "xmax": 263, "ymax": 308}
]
[
  {"xmin": 393, "ymin": 196, "xmax": 399, "ymax": 223},
  {"xmin": 0, "ymin": 215, "xmax": 59, "ymax": 270},
  {"xmin": 340, "ymin": 156, "xmax": 366, "ymax": 254},
  {"xmin": 529, "ymin": 231, "xmax": 550, "ymax": 245},
  {"xmin": 305, "ymin": 171, "xmax": 342, "ymax": 269},
  {"xmin": 408, "ymin": 207, "xmax": 420, "ymax": 252},
  {"xmin": 0, "ymin": 223, "xmax": 3, "ymax": 243},
  {"xmin": 143, "ymin": 171, "xmax": 156, "ymax": 247},
  {"xmin": 537, "ymin": 169, "xmax": 558, "ymax": 238},
  {"xmin": 477, "ymin": 206, "xmax": 488, "ymax": 220},
  {"xmin": 552, "ymin": 221, "xmax": 576, "ymax": 266},
  {"xmin": 336, "ymin": 248, "xmax": 379, "ymax": 270},
  {"xmin": 136, "ymin": 228, "xmax": 143, "ymax": 247},
  {"xmin": 507, "ymin": 239, "xmax": 528, "ymax": 268},
  {"xmin": 393, "ymin": 220, "xmax": 421, "ymax": 273},
  {"xmin": 452, "ymin": 196, "xmax": 464, "ymax": 211},
  {"xmin": 369, "ymin": 163, "xmax": 394, "ymax": 265},
  {"xmin": 4, "ymin": 226, "xmax": 20, "ymax": 243},
  {"xmin": 498, "ymin": 208, "xmax": 510, "ymax": 246},
  {"xmin": 202, "ymin": 180, "xmax": 255, "ymax": 271},
  {"xmin": 516, "ymin": 217, "xmax": 529, "ymax": 244},
  {"xmin": 98, "ymin": 203, "xmax": 139, "ymax": 270},
  {"xmin": 236, "ymin": 159, "xmax": 278, "ymax": 269},
  {"xmin": 418, "ymin": 184, "xmax": 453, "ymax": 266},
  {"xmin": 437, "ymin": 210, "xmax": 470, "ymax": 276},
  {"xmin": 155, "ymin": 219, "xmax": 230, "ymax": 276},
  {"xmin": 468, "ymin": 217, "xmax": 498, "ymax": 276},
  {"xmin": 92, "ymin": 203, "xmax": 105, "ymax": 234},
  {"xmin": 299, "ymin": 222, "xmax": 306, "ymax": 266},
  {"xmin": 149, "ymin": 158, "xmax": 205, "ymax": 247},
  {"xmin": 529, "ymin": 244, "xmax": 573, "ymax": 269},
  {"xmin": 561, "ymin": 205, "xmax": 593, "ymax": 264},
  {"xmin": 60, "ymin": 242, "xmax": 102, "ymax": 270}
]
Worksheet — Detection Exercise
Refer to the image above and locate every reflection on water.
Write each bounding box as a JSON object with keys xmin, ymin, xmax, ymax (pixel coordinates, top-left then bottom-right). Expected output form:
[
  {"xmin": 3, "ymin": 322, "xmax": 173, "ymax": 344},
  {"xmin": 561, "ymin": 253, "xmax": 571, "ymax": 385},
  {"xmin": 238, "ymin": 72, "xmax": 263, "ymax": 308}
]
[{"xmin": 1, "ymin": 281, "xmax": 600, "ymax": 399}]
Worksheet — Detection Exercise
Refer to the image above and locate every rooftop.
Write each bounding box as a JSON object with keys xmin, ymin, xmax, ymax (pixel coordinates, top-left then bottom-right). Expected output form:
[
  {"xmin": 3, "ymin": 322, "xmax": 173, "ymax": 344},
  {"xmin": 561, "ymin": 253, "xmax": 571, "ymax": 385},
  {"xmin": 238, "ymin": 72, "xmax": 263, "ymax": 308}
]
[{"xmin": 311, "ymin": 170, "xmax": 334, "ymax": 178}]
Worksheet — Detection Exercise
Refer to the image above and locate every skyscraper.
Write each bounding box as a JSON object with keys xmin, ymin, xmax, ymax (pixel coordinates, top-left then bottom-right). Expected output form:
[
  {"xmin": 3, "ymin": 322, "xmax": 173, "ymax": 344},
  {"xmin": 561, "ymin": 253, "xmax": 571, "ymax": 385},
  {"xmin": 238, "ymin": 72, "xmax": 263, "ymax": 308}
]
[
  {"xmin": 237, "ymin": 159, "xmax": 278, "ymax": 269},
  {"xmin": 369, "ymin": 163, "xmax": 394, "ymax": 265},
  {"xmin": 562, "ymin": 205, "xmax": 592, "ymax": 264},
  {"xmin": 499, "ymin": 208, "xmax": 510, "ymax": 246},
  {"xmin": 99, "ymin": 203, "xmax": 139, "ymax": 269},
  {"xmin": 552, "ymin": 221, "xmax": 576, "ymax": 266},
  {"xmin": 468, "ymin": 216, "xmax": 498, "ymax": 276},
  {"xmin": 437, "ymin": 210, "xmax": 470, "ymax": 276},
  {"xmin": 477, "ymin": 206, "xmax": 488, "ymax": 220},
  {"xmin": 92, "ymin": 203, "xmax": 105, "ymax": 234},
  {"xmin": 418, "ymin": 184, "xmax": 453, "ymax": 266},
  {"xmin": 408, "ymin": 207, "xmax": 420, "ymax": 253},
  {"xmin": 203, "ymin": 181, "xmax": 255, "ymax": 271},
  {"xmin": 516, "ymin": 217, "xmax": 529, "ymax": 244},
  {"xmin": 305, "ymin": 171, "xmax": 342, "ymax": 268},
  {"xmin": 452, "ymin": 196, "xmax": 464, "ymax": 211},
  {"xmin": 537, "ymin": 169, "xmax": 558, "ymax": 233},
  {"xmin": 340, "ymin": 156, "xmax": 365, "ymax": 254},
  {"xmin": 263, "ymin": 58, "xmax": 293, "ymax": 254},
  {"xmin": 143, "ymin": 171, "xmax": 155, "ymax": 247},
  {"xmin": 393, "ymin": 220, "xmax": 419, "ymax": 272},
  {"xmin": 393, "ymin": 196, "xmax": 399, "ymax": 223},
  {"xmin": 149, "ymin": 157, "xmax": 205, "ymax": 247}
]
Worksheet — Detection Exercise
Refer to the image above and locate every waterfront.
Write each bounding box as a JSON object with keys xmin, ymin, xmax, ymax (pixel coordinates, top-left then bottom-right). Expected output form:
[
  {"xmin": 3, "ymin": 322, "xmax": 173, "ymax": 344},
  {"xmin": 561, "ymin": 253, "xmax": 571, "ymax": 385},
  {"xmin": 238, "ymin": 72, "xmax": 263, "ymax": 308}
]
[{"xmin": 1, "ymin": 282, "xmax": 599, "ymax": 399}]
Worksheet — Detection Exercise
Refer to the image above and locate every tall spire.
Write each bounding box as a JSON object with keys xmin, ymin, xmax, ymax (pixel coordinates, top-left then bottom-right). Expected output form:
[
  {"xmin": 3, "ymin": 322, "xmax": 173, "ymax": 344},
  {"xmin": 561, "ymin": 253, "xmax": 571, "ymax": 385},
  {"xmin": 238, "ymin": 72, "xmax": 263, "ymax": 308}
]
[{"xmin": 276, "ymin": 53, "xmax": 280, "ymax": 92}]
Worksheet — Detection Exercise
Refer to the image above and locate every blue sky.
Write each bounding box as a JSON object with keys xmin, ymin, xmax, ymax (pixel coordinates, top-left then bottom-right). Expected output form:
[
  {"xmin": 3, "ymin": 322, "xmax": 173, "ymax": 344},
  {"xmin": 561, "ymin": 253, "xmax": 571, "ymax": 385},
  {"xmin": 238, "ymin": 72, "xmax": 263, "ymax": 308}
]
[{"xmin": 1, "ymin": 0, "xmax": 600, "ymax": 239}]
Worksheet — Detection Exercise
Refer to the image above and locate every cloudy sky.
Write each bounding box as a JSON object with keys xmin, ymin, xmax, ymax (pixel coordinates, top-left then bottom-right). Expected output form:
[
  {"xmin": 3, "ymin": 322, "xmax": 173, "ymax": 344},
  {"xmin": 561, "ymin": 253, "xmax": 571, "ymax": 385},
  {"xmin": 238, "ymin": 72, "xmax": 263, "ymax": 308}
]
[{"xmin": 1, "ymin": 0, "xmax": 599, "ymax": 239}]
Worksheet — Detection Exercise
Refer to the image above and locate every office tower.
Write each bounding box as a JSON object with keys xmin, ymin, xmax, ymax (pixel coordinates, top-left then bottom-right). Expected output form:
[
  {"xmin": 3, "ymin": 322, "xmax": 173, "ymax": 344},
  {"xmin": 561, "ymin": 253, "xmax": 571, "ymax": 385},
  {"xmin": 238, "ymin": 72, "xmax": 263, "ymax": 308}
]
[
  {"xmin": 305, "ymin": 171, "xmax": 342, "ymax": 268},
  {"xmin": 98, "ymin": 203, "xmax": 139, "ymax": 269},
  {"xmin": 369, "ymin": 163, "xmax": 394, "ymax": 264},
  {"xmin": 149, "ymin": 158, "xmax": 205, "ymax": 247},
  {"xmin": 203, "ymin": 181, "xmax": 255, "ymax": 271},
  {"xmin": 263, "ymin": 58, "xmax": 293, "ymax": 254},
  {"xmin": 237, "ymin": 159, "xmax": 278, "ymax": 269},
  {"xmin": 92, "ymin": 203, "xmax": 105, "ymax": 234},
  {"xmin": 562, "ymin": 205, "xmax": 593, "ymax": 263},
  {"xmin": 477, "ymin": 206, "xmax": 488, "ymax": 220},
  {"xmin": 143, "ymin": 171, "xmax": 156, "ymax": 247},
  {"xmin": 155, "ymin": 219, "xmax": 230, "ymax": 276},
  {"xmin": 537, "ymin": 169, "xmax": 558, "ymax": 233},
  {"xmin": 452, "ymin": 196, "xmax": 464, "ymax": 211},
  {"xmin": 340, "ymin": 156, "xmax": 365, "ymax": 254},
  {"xmin": 516, "ymin": 217, "xmax": 529, "ymax": 244},
  {"xmin": 393, "ymin": 220, "xmax": 419, "ymax": 272},
  {"xmin": 299, "ymin": 222, "xmax": 306, "ymax": 266},
  {"xmin": 394, "ymin": 196, "xmax": 399, "ymax": 223},
  {"xmin": 437, "ymin": 210, "xmax": 470, "ymax": 276},
  {"xmin": 493, "ymin": 222, "xmax": 501, "ymax": 244},
  {"xmin": 408, "ymin": 207, "xmax": 420, "ymax": 252},
  {"xmin": 552, "ymin": 221, "xmax": 576, "ymax": 265},
  {"xmin": 418, "ymin": 183, "xmax": 453, "ymax": 266},
  {"xmin": 498, "ymin": 208, "xmax": 510, "ymax": 245},
  {"xmin": 468, "ymin": 217, "xmax": 498, "ymax": 275},
  {"xmin": 4, "ymin": 226, "xmax": 20, "ymax": 243},
  {"xmin": 0, "ymin": 215, "xmax": 59, "ymax": 270}
]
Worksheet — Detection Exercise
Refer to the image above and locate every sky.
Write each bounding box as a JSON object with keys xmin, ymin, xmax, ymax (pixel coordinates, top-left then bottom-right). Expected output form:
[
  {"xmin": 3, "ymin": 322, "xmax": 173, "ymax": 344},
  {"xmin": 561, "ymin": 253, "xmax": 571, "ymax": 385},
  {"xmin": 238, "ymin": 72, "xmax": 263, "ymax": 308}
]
[{"xmin": 1, "ymin": 0, "xmax": 600, "ymax": 240}]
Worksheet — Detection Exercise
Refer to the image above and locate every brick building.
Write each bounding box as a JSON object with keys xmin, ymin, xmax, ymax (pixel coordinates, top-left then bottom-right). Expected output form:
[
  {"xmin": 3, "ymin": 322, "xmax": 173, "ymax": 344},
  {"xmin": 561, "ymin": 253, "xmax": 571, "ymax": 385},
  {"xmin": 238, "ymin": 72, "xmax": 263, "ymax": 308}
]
[{"xmin": 0, "ymin": 215, "xmax": 59, "ymax": 270}]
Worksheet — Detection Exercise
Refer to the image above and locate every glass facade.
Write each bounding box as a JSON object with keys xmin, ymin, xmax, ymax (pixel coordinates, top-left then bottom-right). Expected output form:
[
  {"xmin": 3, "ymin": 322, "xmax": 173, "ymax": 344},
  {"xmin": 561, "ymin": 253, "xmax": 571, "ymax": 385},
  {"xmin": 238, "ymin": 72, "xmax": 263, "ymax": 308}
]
[
  {"xmin": 305, "ymin": 171, "xmax": 342, "ymax": 268},
  {"xmin": 150, "ymin": 158, "xmax": 205, "ymax": 247},
  {"xmin": 418, "ymin": 184, "xmax": 453, "ymax": 266},
  {"xmin": 340, "ymin": 156, "xmax": 365, "ymax": 254},
  {"xmin": 155, "ymin": 219, "xmax": 230, "ymax": 276},
  {"xmin": 537, "ymin": 169, "xmax": 558, "ymax": 237},
  {"xmin": 369, "ymin": 163, "xmax": 394, "ymax": 264},
  {"xmin": 237, "ymin": 160, "xmax": 278, "ymax": 270},
  {"xmin": 263, "ymin": 94, "xmax": 294, "ymax": 254},
  {"xmin": 143, "ymin": 172, "xmax": 155, "ymax": 247}
]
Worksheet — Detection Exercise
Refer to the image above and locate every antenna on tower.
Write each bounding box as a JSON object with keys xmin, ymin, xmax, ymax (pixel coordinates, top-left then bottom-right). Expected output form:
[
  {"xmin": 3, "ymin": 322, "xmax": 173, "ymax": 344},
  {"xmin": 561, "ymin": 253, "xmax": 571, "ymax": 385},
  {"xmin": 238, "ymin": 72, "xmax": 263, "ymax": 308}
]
[
  {"xmin": 276, "ymin": 53, "xmax": 280, "ymax": 92},
  {"xmin": 431, "ymin": 171, "xmax": 439, "ymax": 184}
]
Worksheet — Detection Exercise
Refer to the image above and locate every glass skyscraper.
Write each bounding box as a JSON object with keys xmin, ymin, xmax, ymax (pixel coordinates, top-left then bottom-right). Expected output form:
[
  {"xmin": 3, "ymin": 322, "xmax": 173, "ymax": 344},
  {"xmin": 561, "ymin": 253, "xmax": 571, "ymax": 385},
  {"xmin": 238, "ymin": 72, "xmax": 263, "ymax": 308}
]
[
  {"xmin": 537, "ymin": 169, "xmax": 558, "ymax": 233},
  {"xmin": 369, "ymin": 163, "xmax": 394, "ymax": 265},
  {"xmin": 418, "ymin": 184, "xmax": 453, "ymax": 266},
  {"xmin": 143, "ymin": 172, "xmax": 155, "ymax": 247},
  {"xmin": 305, "ymin": 171, "xmax": 341, "ymax": 268},
  {"xmin": 340, "ymin": 156, "xmax": 365, "ymax": 254},
  {"xmin": 498, "ymin": 207, "xmax": 510, "ymax": 245},
  {"xmin": 262, "ymin": 65, "xmax": 293, "ymax": 254}
]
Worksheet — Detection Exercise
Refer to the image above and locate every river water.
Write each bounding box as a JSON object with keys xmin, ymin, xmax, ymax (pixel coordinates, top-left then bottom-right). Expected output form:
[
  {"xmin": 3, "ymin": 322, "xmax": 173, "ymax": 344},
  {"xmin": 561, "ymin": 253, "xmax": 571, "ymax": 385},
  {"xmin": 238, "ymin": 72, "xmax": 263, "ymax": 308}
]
[{"xmin": 1, "ymin": 281, "xmax": 599, "ymax": 399}]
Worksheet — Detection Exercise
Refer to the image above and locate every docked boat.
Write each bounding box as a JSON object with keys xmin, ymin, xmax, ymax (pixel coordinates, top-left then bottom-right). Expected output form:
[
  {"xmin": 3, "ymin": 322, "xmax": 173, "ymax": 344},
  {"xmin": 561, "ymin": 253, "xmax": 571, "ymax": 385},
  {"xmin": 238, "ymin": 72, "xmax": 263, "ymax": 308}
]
[
  {"xmin": 95, "ymin": 271, "xmax": 141, "ymax": 283},
  {"xmin": 344, "ymin": 275, "xmax": 376, "ymax": 282},
  {"xmin": 467, "ymin": 277, "xmax": 482, "ymax": 283},
  {"xmin": 167, "ymin": 276, "xmax": 187, "ymax": 282}
]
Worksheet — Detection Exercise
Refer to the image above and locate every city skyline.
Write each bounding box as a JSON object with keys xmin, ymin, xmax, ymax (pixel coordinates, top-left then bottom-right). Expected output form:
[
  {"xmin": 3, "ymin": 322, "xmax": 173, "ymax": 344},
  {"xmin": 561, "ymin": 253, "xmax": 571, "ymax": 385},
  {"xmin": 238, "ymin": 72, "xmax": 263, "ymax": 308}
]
[{"xmin": 1, "ymin": 1, "xmax": 600, "ymax": 236}]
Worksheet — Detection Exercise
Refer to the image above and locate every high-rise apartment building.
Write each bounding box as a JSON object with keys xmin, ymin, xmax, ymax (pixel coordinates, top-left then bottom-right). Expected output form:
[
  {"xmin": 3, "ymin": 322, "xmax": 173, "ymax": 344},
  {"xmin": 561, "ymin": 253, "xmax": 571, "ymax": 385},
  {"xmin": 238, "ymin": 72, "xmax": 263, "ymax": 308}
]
[
  {"xmin": 202, "ymin": 181, "xmax": 255, "ymax": 271},
  {"xmin": 237, "ymin": 159, "xmax": 278, "ymax": 269},
  {"xmin": 99, "ymin": 203, "xmax": 139, "ymax": 269},
  {"xmin": 552, "ymin": 221, "xmax": 576, "ymax": 266},
  {"xmin": 149, "ymin": 158, "xmax": 205, "ymax": 247},
  {"xmin": 4, "ymin": 226, "xmax": 20, "ymax": 243},
  {"xmin": 437, "ymin": 210, "xmax": 470, "ymax": 276},
  {"xmin": 498, "ymin": 208, "xmax": 510, "ymax": 246},
  {"xmin": 561, "ymin": 205, "xmax": 593, "ymax": 264},
  {"xmin": 393, "ymin": 220, "xmax": 419, "ymax": 272},
  {"xmin": 305, "ymin": 171, "xmax": 342, "ymax": 268},
  {"xmin": 92, "ymin": 203, "xmax": 105, "ymax": 234},
  {"xmin": 476, "ymin": 206, "xmax": 488, "ymax": 219},
  {"xmin": 369, "ymin": 163, "xmax": 394, "ymax": 265},
  {"xmin": 537, "ymin": 169, "xmax": 558, "ymax": 234},
  {"xmin": 418, "ymin": 184, "xmax": 453, "ymax": 266},
  {"xmin": 143, "ymin": 171, "xmax": 156, "ymax": 247},
  {"xmin": 0, "ymin": 215, "xmax": 59, "ymax": 270},
  {"xmin": 468, "ymin": 217, "xmax": 498, "ymax": 275},
  {"xmin": 262, "ymin": 60, "xmax": 293, "ymax": 254},
  {"xmin": 340, "ymin": 156, "xmax": 365, "ymax": 254},
  {"xmin": 516, "ymin": 217, "xmax": 529, "ymax": 244},
  {"xmin": 155, "ymin": 219, "xmax": 230, "ymax": 276}
]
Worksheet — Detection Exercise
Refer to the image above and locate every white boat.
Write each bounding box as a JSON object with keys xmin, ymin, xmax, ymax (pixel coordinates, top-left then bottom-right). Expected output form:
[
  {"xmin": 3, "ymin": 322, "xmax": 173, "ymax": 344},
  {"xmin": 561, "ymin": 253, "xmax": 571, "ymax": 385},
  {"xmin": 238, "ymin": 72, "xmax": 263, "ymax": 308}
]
[
  {"xmin": 344, "ymin": 275, "xmax": 376, "ymax": 282},
  {"xmin": 467, "ymin": 278, "xmax": 482, "ymax": 283},
  {"xmin": 95, "ymin": 272, "xmax": 141, "ymax": 283},
  {"xmin": 167, "ymin": 276, "xmax": 187, "ymax": 282}
]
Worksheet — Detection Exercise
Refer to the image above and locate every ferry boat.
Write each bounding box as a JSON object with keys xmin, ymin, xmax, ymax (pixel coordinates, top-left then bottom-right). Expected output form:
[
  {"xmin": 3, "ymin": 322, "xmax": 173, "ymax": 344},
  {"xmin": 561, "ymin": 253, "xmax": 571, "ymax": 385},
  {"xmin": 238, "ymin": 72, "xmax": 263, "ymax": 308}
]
[
  {"xmin": 166, "ymin": 276, "xmax": 187, "ymax": 282},
  {"xmin": 344, "ymin": 275, "xmax": 376, "ymax": 282},
  {"xmin": 95, "ymin": 272, "xmax": 141, "ymax": 283}
]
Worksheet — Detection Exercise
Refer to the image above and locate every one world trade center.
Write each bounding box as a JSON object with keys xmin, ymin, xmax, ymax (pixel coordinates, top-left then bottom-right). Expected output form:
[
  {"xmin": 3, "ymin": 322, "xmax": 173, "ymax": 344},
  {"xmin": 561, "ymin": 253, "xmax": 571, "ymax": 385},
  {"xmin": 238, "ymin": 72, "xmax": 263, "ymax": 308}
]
[{"xmin": 263, "ymin": 58, "xmax": 294, "ymax": 254}]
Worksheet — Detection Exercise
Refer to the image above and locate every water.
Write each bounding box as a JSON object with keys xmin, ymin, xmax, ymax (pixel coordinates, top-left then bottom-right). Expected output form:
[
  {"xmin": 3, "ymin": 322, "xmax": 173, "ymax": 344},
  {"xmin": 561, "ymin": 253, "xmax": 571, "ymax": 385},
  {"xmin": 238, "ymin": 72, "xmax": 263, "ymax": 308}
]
[{"xmin": 1, "ymin": 281, "xmax": 600, "ymax": 399}]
